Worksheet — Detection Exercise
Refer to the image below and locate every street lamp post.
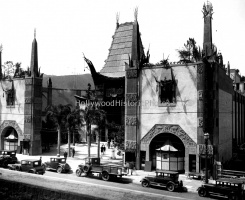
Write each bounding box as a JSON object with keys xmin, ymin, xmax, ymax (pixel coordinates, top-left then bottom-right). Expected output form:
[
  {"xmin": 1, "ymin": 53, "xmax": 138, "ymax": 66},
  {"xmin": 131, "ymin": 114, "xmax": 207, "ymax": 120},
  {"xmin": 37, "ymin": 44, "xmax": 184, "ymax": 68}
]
[{"xmin": 204, "ymin": 133, "xmax": 209, "ymax": 184}]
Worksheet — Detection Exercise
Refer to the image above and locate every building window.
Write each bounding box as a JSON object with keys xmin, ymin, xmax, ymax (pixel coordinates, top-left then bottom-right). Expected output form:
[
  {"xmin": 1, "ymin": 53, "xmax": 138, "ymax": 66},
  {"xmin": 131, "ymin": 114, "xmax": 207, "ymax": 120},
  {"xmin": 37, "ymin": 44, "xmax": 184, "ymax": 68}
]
[
  {"xmin": 157, "ymin": 68, "xmax": 176, "ymax": 106},
  {"xmin": 159, "ymin": 81, "xmax": 176, "ymax": 104},
  {"xmin": 6, "ymin": 90, "xmax": 15, "ymax": 106}
]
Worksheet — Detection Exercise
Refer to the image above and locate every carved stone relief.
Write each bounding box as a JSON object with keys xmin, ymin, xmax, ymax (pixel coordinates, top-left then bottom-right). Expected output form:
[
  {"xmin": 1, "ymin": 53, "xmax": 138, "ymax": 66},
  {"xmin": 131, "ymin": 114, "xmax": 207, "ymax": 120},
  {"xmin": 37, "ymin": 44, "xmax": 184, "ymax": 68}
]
[
  {"xmin": 198, "ymin": 117, "xmax": 203, "ymax": 128},
  {"xmin": 25, "ymin": 97, "xmax": 32, "ymax": 104},
  {"xmin": 24, "ymin": 116, "xmax": 32, "ymax": 123},
  {"xmin": 197, "ymin": 64, "xmax": 203, "ymax": 74},
  {"xmin": 0, "ymin": 120, "xmax": 23, "ymax": 136},
  {"xmin": 141, "ymin": 124, "xmax": 196, "ymax": 147},
  {"xmin": 25, "ymin": 78, "xmax": 33, "ymax": 85},
  {"xmin": 126, "ymin": 116, "xmax": 137, "ymax": 126},
  {"xmin": 198, "ymin": 90, "xmax": 203, "ymax": 101},
  {"xmin": 126, "ymin": 93, "xmax": 137, "ymax": 102},
  {"xmin": 125, "ymin": 140, "xmax": 137, "ymax": 152},
  {"xmin": 126, "ymin": 69, "xmax": 138, "ymax": 78}
]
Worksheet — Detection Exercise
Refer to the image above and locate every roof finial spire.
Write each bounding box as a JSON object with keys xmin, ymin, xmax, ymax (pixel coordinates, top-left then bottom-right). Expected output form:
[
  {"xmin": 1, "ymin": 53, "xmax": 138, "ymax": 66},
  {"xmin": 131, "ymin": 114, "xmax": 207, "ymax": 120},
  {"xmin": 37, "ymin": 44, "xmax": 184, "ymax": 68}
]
[
  {"xmin": 116, "ymin": 12, "xmax": 120, "ymax": 29},
  {"xmin": 134, "ymin": 7, "xmax": 138, "ymax": 22},
  {"xmin": 0, "ymin": 44, "xmax": 2, "ymax": 52},
  {"xmin": 34, "ymin": 28, "xmax": 36, "ymax": 39}
]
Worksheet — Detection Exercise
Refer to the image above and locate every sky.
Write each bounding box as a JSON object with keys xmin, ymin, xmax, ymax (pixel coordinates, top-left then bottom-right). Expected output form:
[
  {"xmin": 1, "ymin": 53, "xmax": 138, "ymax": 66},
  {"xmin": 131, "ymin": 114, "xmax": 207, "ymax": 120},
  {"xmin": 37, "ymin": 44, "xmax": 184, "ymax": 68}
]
[{"xmin": 0, "ymin": 0, "xmax": 245, "ymax": 76}]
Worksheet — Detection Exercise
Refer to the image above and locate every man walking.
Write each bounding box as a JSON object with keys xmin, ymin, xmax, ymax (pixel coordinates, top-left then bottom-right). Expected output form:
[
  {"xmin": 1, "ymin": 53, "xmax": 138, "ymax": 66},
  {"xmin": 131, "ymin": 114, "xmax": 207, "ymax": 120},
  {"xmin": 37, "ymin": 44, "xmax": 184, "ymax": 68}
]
[
  {"xmin": 72, "ymin": 148, "xmax": 75, "ymax": 158},
  {"xmin": 64, "ymin": 151, "xmax": 67, "ymax": 159}
]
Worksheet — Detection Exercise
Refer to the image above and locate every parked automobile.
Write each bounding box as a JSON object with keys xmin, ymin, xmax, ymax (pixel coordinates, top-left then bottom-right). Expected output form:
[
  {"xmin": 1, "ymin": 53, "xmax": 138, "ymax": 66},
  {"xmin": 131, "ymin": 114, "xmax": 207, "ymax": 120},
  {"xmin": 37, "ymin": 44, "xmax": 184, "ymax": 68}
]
[
  {"xmin": 76, "ymin": 157, "xmax": 127, "ymax": 181},
  {"xmin": 197, "ymin": 178, "xmax": 245, "ymax": 200},
  {"xmin": 0, "ymin": 150, "xmax": 18, "ymax": 168},
  {"xmin": 8, "ymin": 159, "xmax": 45, "ymax": 175},
  {"xmin": 43, "ymin": 157, "xmax": 71, "ymax": 173},
  {"xmin": 140, "ymin": 170, "xmax": 185, "ymax": 192}
]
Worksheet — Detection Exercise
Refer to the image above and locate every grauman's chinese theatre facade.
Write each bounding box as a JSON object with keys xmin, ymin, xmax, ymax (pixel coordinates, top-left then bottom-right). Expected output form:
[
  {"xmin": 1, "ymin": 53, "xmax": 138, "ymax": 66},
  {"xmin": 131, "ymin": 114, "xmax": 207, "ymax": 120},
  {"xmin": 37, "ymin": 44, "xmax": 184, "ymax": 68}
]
[
  {"xmin": 0, "ymin": 35, "xmax": 43, "ymax": 155},
  {"xmin": 85, "ymin": 3, "xmax": 234, "ymax": 173}
]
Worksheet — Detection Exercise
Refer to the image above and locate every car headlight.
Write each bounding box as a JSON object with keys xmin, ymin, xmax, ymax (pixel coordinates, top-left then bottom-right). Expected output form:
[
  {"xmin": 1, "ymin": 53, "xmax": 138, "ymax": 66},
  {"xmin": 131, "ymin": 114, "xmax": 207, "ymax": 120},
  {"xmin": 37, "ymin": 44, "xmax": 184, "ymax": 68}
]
[{"xmin": 118, "ymin": 168, "xmax": 122, "ymax": 175}]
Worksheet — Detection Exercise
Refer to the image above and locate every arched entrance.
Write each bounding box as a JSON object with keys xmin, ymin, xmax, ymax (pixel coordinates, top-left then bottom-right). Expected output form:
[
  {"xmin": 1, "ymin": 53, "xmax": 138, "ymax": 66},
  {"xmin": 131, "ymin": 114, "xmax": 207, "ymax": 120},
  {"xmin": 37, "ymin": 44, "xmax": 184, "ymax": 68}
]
[
  {"xmin": 141, "ymin": 124, "xmax": 197, "ymax": 172},
  {"xmin": 0, "ymin": 120, "xmax": 23, "ymax": 150},
  {"xmin": 1, "ymin": 127, "xmax": 18, "ymax": 150},
  {"xmin": 150, "ymin": 133, "xmax": 185, "ymax": 171}
]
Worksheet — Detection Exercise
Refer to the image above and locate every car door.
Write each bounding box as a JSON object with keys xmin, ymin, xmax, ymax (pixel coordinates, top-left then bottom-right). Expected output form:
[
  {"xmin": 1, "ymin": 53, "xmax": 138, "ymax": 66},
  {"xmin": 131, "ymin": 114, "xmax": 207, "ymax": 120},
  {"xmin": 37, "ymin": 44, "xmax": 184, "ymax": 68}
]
[
  {"xmin": 51, "ymin": 158, "xmax": 58, "ymax": 169},
  {"xmin": 154, "ymin": 173, "xmax": 165, "ymax": 186},
  {"xmin": 21, "ymin": 161, "xmax": 29, "ymax": 171}
]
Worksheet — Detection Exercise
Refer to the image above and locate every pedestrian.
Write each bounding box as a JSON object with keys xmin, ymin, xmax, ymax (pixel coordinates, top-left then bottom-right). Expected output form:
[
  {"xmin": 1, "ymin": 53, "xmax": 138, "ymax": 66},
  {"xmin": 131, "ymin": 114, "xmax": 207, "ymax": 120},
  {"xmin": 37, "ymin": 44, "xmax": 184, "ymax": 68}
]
[
  {"xmin": 101, "ymin": 145, "xmax": 104, "ymax": 156},
  {"xmin": 103, "ymin": 145, "xmax": 106, "ymax": 154},
  {"xmin": 110, "ymin": 140, "xmax": 114, "ymax": 148},
  {"xmin": 125, "ymin": 162, "xmax": 130, "ymax": 174},
  {"xmin": 63, "ymin": 151, "xmax": 67, "ymax": 159},
  {"xmin": 72, "ymin": 148, "xmax": 75, "ymax": 158},
  {"xmin": 128, "ymin": 162, "xmax": 134, "ymax": 175},
  {"xmin": 124, "ymin": 162, "xmax": 128, "ymax": 174},
  {"xmin": 107, "ymin": 140, "xmax": 110, "ymax": 149}
]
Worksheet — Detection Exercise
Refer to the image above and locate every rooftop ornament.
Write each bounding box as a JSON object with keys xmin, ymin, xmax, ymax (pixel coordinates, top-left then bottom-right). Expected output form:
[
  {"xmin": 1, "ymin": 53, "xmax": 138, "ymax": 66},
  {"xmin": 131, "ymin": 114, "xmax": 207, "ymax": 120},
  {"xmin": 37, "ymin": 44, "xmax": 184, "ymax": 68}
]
[
  {"xmin": 134, "ymin": 7, "xmax": 138, "ymax": 22},
  {"xmin": 202, "ymin": 1, "xmax": 213, "ymax": 19}
]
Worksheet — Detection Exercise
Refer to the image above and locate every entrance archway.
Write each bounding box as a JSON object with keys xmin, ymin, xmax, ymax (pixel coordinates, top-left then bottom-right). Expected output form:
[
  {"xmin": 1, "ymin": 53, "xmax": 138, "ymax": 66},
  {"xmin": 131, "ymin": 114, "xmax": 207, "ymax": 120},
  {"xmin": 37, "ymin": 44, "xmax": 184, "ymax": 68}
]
[
  {"xmin": 150, "ymin": 133, "xmax": 185, "ymax": 171},
  {"xmin": 0, "ymin": 120, "xmax": 23, "ymax": 150},
  {"xmin": 141, "ymin": 124, "xmax": 197, "ymax": 172}
]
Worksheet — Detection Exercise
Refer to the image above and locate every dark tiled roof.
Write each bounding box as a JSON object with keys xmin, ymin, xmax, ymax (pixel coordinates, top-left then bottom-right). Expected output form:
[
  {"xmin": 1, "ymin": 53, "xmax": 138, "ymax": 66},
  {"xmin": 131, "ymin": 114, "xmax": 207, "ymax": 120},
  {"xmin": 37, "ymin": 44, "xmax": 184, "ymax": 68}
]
[{"xmin": 100, "ymin": 22, "xmax": 142, "ymax": 78}]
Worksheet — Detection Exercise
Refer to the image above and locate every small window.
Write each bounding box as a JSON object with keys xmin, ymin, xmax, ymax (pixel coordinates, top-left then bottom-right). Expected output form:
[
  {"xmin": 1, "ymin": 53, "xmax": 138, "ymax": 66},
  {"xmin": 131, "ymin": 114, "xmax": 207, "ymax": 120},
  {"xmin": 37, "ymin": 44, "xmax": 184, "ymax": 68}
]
[
  {"xmin": 6, "ymin": 90, "xmax": 15, "ymax": 106},
  {"xmin": 157, "ymin": 68, "xmax": 176, "ymax": 106},
  {"xmin": 33, "ymin": 161, "xmax": 40, "ymax": 166},
  {"xmin": 159, "ymin": 81, "xmax": 176, "ymax": 104}
]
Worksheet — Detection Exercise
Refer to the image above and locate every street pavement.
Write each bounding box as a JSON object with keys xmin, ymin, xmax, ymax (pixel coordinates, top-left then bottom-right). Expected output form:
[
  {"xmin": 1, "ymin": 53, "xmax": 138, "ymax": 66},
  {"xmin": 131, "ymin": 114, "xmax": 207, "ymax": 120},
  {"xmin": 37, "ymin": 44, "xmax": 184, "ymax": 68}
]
[{"xmin": 16, "ymin": 142, "xmax": 204, "ymax": 193}]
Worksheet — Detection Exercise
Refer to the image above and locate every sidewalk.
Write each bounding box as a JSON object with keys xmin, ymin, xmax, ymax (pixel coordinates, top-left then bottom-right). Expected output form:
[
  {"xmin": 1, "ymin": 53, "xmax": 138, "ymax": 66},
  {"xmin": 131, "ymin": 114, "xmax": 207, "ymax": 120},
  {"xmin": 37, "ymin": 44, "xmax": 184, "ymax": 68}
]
[{"xmin": 16, "ymin": 143, "xmax": 203, "ymax": 193}]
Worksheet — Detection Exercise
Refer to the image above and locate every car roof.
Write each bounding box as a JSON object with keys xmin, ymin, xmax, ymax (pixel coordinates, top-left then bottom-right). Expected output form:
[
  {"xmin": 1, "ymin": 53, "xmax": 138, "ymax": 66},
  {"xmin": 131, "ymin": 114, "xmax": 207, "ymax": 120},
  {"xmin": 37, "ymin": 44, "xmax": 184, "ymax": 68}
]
[
  {"xmin": 156, "ymin": 170, "xmax": 179, "ymax": 174},
  {"xmin": 216, "ymin": 178, "xmax": 245, "ymax": 184},
  {"xmin": 21, "ymin": 159, "xmax": 40, "ymax": 162},
  {"xmin": 51, "ymin": 157, "xmax": 66, "ymax": 159}
]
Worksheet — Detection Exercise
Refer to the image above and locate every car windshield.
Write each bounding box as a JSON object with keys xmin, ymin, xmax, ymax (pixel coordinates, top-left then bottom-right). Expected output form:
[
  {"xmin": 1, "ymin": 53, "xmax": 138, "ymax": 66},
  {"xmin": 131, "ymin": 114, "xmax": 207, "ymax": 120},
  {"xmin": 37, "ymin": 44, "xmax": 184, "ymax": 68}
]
[
  {"xmin": 59, "ymin": 158, "xmax": 66, "ymax": 163},
  {"xmin": 33, "ymin": 161, "xmax": 41, "ymax": 166}
]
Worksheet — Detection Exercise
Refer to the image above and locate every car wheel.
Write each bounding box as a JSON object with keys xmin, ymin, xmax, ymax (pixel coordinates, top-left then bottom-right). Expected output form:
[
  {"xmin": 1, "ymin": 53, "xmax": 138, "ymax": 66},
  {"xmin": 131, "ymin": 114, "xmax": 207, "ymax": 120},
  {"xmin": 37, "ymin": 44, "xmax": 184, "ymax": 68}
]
[
  {"xmin": 76, "ymin": 169, "xmax": 82, "ymax": 177},
  {"xmin": 198, "ymin": 188, "xmax": 207, "ymax": 197},
  {"xmin": 141, "ymin": 180, "xmax": 150, "ymax": 187},
  {"xmin": 102, "ymin": 172, "xmax": 110, "ymax": 181},
  {"xmin": 83, "ymin": 165, "xmax": 90, "ymax": 173},
  {"xmin": 42, "ymin": 164, "xmax": 46, "ymax": 171},
  {"xmin": 57, "ymin": 167, "xmax": 62, "ymax": 174},
  {"xmin": 166, "ymin": 183, "xmax": 175, "ymax": 192}
]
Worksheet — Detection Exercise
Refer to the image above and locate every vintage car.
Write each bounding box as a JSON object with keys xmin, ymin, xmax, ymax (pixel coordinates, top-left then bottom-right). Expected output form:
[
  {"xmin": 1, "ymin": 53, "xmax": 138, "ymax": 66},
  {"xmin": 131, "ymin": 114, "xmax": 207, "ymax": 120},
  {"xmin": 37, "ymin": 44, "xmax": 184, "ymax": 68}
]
[
  {"xmin": 0, "ymin": 150, "xmax": 18, "ymax": 168},
  {"xmin": 43, "ymin": 157, "xmax": 71, "ymax": 173},
  {"xmin": 140, "ymin": 170, "xmax": 184, "ymax": 192},
  {"xmin": 76, "ymin": 157, "xmax": 127, "ymax": 181},
  {"xmin": 8, "ymin": 159, "xmax": 45, "ymax": 175},
  {"xmin": 197, "ymin": 178, "xmax": 245, "ymax": 200}
]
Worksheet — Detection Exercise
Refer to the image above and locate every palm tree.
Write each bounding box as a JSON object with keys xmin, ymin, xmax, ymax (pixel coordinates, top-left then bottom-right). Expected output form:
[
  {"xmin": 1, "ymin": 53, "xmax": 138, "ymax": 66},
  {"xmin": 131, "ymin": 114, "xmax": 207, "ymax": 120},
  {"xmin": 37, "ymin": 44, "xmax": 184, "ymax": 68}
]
[
  {"xmin": 67, "ymin": 109, "xmax": 82, "ymax": 157},
  {"xmin": 45, "ymin": 104, "xmax": 72, "ymax": 155},
  {"xmin": 93, "ymin": 108, "xmax": 106, "ymax": 158},
  {"xmin": 80, "ymin": 103, "xmax": 105, "ymax": 158}
]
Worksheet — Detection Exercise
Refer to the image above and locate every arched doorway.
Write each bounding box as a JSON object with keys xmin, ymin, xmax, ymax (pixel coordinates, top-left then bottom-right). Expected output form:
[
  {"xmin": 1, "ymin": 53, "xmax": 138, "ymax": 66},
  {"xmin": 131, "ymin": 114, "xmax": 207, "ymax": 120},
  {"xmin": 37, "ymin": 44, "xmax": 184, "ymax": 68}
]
[
  {"xmin": 1, "ymin": 127, "xmax": 18, "ymax": 150},
  {"xmin": 150, "ymin": 133, "xmax": 185, "ymax": 172}
]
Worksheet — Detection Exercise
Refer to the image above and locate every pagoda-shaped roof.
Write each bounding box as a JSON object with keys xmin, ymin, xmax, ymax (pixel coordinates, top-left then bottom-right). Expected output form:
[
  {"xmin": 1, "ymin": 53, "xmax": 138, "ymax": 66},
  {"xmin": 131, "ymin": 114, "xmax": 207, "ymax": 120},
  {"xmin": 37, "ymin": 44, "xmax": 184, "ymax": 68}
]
[{"xmin": 100, "ymin": 21, "xmax": 144, "ymax": 78}]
